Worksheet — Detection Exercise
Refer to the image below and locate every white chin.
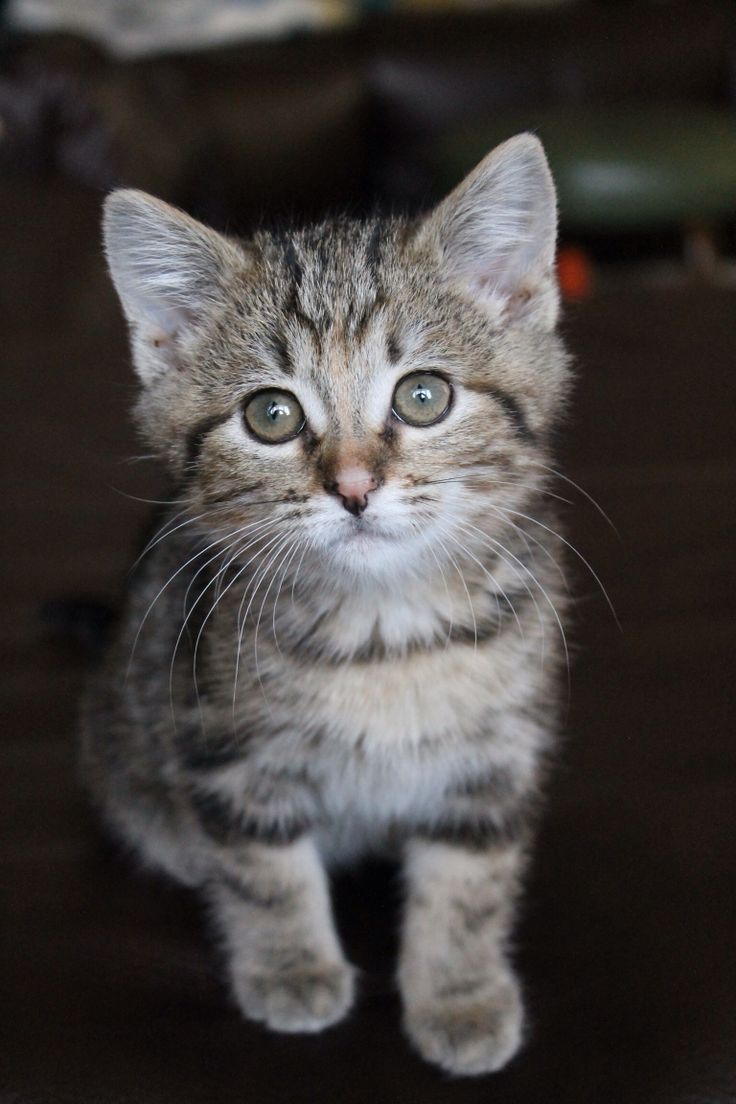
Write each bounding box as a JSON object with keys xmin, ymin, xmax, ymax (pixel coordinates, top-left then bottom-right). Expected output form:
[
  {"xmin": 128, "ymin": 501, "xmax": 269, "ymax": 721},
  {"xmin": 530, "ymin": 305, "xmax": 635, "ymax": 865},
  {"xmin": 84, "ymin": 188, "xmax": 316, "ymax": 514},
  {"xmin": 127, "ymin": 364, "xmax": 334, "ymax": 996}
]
[{"xmin": 323, "ymin": 528, "xmax": 423, "ymax": 582}]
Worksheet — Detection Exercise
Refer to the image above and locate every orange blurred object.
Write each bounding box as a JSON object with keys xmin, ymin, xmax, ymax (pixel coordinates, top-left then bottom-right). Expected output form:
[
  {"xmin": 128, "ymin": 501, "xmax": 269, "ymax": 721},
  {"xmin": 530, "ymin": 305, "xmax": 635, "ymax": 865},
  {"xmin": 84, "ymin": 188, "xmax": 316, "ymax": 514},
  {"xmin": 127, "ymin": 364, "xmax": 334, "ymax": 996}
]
[{"xmin": 557, "ymin": 246, "xmax": 593, "ymax": 300}]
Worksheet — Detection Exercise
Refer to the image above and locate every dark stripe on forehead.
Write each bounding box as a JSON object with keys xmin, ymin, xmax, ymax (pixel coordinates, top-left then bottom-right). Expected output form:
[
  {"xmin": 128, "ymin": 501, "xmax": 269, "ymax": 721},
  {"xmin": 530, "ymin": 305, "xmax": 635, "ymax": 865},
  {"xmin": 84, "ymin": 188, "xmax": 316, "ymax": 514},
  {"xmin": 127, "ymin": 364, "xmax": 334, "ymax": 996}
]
[
  {"xmin": 353, "ymin": 289, "xmax": 386, "ymax": 342},
  {"xmin": 282, "ymin": 238, "xmax": 325, "ymax": 348},
  {"xmin": 292, "ymin": 305, "xmax": 323, "ymax": 352},
  {"xmin": 183, "ymin": 409, "xmax": 232, "ymax": 476},
  {"xmin": 365, "ymin": 219, "xmax": 383, "ymax": 284},
  {"xmin": 283, "ymin": 238, "xmax": 303, "ymax": 290},
  {"xmin": 268, "ymin": 327, "xmax": 292, "ymax": 375},
  {"xmin": 387, "ymin": 331, "xmax": 401, "ymax": 364},
  {"xmin": 353, "ymin": 220, "xmax": 386, "ymax": 340}
]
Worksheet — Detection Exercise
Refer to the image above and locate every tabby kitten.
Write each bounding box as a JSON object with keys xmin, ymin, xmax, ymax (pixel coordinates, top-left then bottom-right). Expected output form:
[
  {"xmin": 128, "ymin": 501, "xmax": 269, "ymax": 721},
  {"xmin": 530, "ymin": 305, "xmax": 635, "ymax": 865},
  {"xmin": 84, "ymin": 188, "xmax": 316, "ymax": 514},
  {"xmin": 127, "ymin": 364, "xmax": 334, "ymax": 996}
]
[{"xmin": 81, "ymin": 134, "xmax": 571, "ymax": 1077}]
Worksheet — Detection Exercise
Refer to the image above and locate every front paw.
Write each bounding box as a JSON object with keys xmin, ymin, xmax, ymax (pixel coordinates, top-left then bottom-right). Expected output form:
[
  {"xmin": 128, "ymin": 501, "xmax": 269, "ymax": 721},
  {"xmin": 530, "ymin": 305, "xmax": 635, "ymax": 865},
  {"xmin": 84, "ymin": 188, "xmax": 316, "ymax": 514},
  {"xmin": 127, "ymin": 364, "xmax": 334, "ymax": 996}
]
[
  {"xmin": 403, "ymin": 973, "xmax": 523, "ymax": 1076},
  {"xmin": 233, "ymin": 958, "xmax": 356, "ymax": 1034}
]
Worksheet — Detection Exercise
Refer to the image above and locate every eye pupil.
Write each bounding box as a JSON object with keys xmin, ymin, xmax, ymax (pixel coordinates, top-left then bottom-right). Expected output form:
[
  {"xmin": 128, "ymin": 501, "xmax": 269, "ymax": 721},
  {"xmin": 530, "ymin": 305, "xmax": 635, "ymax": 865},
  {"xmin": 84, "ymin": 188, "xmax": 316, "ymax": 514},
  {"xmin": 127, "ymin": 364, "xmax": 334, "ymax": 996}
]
[
  {"xmin": 414, "ymin": 385, "xmax": 431, "ymax": 404},
  {"xmin": 267, "ymin": 401, "xmax": 287, "ymax": 422}
]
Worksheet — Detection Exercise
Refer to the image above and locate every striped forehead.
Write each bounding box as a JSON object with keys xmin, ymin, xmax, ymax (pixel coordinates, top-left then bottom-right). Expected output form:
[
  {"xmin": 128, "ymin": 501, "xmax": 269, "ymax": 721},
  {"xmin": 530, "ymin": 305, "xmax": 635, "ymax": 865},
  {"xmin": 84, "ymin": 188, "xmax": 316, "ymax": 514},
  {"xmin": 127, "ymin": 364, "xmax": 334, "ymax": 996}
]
[
  {"xmin": 259, "ymin": 219, "xmax": 409, "ymax": 435},
  {"xmin": 285, "ymin": 313, "xmax": 403, "ymax": 437},
  {"xmin": 267, "ymin": 218, "xmax": 387, "ymax": 328}
]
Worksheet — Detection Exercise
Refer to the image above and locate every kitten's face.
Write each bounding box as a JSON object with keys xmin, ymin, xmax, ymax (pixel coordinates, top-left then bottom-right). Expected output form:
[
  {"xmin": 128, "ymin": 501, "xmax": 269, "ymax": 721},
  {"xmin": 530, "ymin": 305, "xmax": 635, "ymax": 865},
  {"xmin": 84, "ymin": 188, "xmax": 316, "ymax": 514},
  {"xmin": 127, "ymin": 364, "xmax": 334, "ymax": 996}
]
[{"xmin": 105, "ymin": 135, "xmax": 570, "ymax": 587}]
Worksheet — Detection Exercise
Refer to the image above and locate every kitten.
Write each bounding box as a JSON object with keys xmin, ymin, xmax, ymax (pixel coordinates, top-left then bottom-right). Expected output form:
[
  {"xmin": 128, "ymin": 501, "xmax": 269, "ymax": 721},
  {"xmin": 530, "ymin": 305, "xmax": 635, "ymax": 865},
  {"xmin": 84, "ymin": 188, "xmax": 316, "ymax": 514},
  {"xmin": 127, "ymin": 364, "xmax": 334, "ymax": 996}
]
[{"xmin": 81, "ymin": 134, "xmax": 571, "ymax": 1077}]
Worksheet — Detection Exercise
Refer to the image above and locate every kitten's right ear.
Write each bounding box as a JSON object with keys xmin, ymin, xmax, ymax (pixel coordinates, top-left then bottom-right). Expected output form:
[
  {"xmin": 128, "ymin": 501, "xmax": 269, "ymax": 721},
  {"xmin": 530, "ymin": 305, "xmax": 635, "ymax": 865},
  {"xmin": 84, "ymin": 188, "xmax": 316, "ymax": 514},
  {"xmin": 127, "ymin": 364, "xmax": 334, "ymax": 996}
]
[{"xmin": 103, "ymin": 189, "xmax": 245, "ymax": 380}]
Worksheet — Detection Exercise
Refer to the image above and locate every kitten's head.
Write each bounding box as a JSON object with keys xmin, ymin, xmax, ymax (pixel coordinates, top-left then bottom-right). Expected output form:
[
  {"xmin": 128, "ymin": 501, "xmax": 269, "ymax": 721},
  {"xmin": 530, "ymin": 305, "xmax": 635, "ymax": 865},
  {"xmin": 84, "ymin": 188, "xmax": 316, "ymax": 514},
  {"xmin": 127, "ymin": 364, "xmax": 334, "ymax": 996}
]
[{"xmin": 104, "ymin": 134, "xmax": 570, "ymax": 587}]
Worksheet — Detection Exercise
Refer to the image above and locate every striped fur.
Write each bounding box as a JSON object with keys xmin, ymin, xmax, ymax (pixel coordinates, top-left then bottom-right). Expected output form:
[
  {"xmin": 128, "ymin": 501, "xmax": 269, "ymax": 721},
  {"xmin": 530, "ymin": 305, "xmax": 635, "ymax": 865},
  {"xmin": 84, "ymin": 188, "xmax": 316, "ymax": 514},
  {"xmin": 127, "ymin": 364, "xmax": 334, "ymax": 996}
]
[{"xmin": 81, "ymin": 135, "xmax": 572, "ymax": 1076}]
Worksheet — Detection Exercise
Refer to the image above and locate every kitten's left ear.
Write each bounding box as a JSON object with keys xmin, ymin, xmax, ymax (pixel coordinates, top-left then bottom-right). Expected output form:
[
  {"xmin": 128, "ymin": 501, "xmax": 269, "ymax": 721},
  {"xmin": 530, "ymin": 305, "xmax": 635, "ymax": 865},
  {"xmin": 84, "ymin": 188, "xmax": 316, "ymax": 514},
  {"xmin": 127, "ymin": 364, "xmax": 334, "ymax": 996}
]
[{"xmin": 415, "ymin": 134, "xmax": 559, "ymax": 330}]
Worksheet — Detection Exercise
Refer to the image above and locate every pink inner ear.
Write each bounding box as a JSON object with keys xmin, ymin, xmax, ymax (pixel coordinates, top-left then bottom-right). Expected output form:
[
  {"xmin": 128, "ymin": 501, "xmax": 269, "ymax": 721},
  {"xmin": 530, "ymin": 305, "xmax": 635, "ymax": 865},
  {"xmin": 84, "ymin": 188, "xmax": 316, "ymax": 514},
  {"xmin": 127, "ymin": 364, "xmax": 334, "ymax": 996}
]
[
  {"xmin": 468, "ymin": 272, "xmax": 510, "ymax": 296},
  {"xmin": 149, "ymin": 329, "xmax": 171, "ymax": 349},
  {"xmin": 137, "ymin": 300, "xmax": 200, "ymax": 349}
]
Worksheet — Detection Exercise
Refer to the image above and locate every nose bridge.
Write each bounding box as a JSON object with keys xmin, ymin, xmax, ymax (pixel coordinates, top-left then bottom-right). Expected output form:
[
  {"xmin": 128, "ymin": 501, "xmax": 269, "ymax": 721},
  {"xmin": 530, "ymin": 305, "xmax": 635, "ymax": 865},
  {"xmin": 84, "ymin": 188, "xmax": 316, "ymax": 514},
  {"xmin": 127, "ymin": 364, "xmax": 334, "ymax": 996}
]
[
  {"xmin": 322, "ymin": 325, "xmax": 371, "ymax": 438},
  {"xmin": 320, "ymin": 436, "xmax": 380, "ymax": 516},
  {"xmin": 316, "ymin": 338, "xmax": 383, "ymax": 511}
]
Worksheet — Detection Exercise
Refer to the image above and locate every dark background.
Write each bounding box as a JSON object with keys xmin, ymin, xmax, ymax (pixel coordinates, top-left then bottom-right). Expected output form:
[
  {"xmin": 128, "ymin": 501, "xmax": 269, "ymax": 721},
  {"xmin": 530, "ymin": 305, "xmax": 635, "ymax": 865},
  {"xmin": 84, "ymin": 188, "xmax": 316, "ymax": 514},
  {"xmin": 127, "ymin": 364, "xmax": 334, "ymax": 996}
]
[{"xmin": 2, "ymin": 3, "xmax": 736, "ymax": 1101}]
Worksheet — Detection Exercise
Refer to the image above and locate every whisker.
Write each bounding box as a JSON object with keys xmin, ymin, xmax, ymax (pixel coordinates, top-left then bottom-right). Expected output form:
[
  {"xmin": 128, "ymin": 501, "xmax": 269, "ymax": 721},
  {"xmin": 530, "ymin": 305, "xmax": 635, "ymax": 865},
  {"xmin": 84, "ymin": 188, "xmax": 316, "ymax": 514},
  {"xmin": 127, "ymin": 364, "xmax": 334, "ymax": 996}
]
[
  {"xmin": 432, "ymin": 532, "xmax": 478, "ymax": 652},
  {"xmin": 232, "ymin": 533, "xmax": 295, "ymax": 723},
  {"xmin": 474, "ymin": 505, "xmax": 570, "ymax": 593},
  {"xmin": 230, "ymin": 532, "xmax": 295, "ymax": 725},
  {"xmin": 455, "ymin": 519, "xmax": 551, "ymax": 670},
  {"xmin": 169, "ymin": 540, "xmax": 241, "ymax": 730},
  {"xmin": 438, "ymin": 522, "xmax": 525, "ymax": 640},
  {"xmin": 167, "ymin": 520, "xmax": 282, "ymax": 728},
  {"xmin": 493, "ymin": 504, "xmax": 620, "ymax": 629},
  {"xmin": 201, "ymin": 493, "xmax": 297, "ymax": 510},
  {"xmin": 176, "ymin": 527, "xmax": 278, "ymax": 717},
  {"xmin": 118, "ymin": 453, "xmax": 158, "ymax": 465},
  {"xmin": 131, "ymin": 499, "xmax": 278, "ymax": 578},
  {"xmin": 531, "ymin": 461, "xmax": 620, "ymax": 535},
  {"xmin": 126, "ymin": 519, "xmax": 266, "ymax": 678},
  {"xmin": 421, "ymin": 474, "xmax": 572, "ymax": 506},
  {"xmin": 465, "ymin": 521, "xmax": 571, "ymax": 705},
  {"xmin": 180, "ymin": 515, "xmax": 279, "ymax": 619},
  {"xmin": 290, "ymin": 539, "xmax": 312, "ymax": 608},
  {"xmin": 130, "ymin": 507, "xmax": 217, "ymax": 575},
  {"xmin": 271, "ymin": 538, "xmax": 303, "ymax": 655},
  {"xmin": 424, "ymin": 534, "xmax": 454, "ymax": 649},
  {"xmin": 186, "ymin": 523, "xmax": 288, "ymax": 734},
  {"xmin": 253, "ymin": 537, "xmax": 301, "ymax": 690},
  {"xmin": 108, "ymin": 485, "xmax": 195, "ymax": 508}
]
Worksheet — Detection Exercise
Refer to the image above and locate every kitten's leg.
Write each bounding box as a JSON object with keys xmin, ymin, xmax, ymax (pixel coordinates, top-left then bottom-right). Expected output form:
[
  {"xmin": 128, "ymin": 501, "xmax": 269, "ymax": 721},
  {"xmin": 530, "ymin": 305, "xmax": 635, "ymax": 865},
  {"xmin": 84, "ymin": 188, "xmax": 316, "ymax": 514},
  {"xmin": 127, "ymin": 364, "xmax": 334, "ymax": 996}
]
[
  {"xmin": 207, "ymin": 836, "xmax": 355, "ymax": 1034},
  {"xmin": 399, "ymin": 837, "xmax": 526, "ymax": 1076}
]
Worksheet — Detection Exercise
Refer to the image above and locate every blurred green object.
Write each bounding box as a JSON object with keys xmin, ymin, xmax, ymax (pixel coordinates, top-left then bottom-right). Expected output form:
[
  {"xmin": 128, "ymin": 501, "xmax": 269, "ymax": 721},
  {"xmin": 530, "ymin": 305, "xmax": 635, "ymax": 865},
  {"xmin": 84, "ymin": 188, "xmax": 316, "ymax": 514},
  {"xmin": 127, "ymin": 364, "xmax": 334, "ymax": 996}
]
[{"xmin": 432, "ymin": 107, "xmax": 736, "ymax": 232}]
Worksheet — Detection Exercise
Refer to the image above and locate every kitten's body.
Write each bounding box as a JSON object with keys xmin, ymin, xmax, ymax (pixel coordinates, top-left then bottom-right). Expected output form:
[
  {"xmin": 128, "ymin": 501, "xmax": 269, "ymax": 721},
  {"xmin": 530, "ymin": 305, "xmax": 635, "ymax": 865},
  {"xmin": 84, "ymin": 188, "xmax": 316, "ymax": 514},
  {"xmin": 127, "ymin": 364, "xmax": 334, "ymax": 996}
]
[
  {"xmin": 86, "ymin": 499, "xmax": 558, "ymax": 875},
  {"xmin": 81, "ymin": 136, "xmax": 572, "ymax": 1076}
]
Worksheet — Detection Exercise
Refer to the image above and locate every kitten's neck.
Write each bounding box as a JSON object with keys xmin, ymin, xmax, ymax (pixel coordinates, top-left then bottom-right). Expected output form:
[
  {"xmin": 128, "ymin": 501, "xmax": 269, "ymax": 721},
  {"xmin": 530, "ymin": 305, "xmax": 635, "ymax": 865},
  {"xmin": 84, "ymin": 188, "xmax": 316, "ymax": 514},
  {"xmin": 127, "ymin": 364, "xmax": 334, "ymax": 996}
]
[{"xmin": 276, "ymin": 548, "xmax": 525, "ymax": 665}]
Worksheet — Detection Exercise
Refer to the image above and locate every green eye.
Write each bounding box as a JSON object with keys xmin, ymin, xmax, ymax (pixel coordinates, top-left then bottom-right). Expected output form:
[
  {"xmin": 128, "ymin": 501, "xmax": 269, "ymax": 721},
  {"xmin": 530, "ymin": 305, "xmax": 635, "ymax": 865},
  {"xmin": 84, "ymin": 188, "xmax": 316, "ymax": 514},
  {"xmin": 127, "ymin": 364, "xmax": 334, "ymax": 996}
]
[
  {"xmin": 243, "ymin": 389, "xmax": 305, "ymax": 444},
  {"xmin": 392, "ymin": 372, "xmax": 452, "ymax": 427}
]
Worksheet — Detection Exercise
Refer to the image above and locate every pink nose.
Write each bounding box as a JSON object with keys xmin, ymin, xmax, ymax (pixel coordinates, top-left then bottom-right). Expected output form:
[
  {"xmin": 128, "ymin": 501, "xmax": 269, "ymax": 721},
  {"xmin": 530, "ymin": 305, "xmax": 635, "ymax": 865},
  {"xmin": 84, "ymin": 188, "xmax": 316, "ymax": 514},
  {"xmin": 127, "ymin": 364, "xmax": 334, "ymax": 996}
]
[{"xmin": 325, "ymin": 467, "xmax": 378, "ymax": 516}]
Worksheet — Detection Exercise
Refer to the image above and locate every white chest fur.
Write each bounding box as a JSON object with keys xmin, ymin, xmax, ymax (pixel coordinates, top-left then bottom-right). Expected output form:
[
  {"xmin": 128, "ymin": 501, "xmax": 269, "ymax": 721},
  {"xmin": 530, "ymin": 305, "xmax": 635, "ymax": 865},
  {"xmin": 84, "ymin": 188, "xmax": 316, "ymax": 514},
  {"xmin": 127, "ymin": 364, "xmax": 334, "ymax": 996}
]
[{"xmin": 218, "ymin": 573, "xmax": 547, "ymax": 862}]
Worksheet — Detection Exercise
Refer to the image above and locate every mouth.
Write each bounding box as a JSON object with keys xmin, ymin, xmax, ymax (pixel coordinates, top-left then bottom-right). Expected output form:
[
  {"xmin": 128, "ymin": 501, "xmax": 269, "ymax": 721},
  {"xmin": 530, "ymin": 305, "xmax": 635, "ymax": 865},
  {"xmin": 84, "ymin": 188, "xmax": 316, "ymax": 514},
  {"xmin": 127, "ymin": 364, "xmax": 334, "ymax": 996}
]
[
  {"xmin": 335, "ymin": 512, "xmax": 399, "ymax": 545},
  {"xmin": 345, "ymin": 518, "xmax": 384, "ymax": 539}
]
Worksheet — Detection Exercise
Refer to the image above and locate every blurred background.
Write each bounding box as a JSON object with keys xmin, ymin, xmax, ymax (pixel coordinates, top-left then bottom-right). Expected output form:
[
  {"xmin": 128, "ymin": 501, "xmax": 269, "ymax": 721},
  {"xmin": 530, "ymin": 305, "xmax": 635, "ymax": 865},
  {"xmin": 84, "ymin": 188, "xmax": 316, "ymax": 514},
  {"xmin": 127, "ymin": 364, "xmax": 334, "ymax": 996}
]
[{"xmin": 2, "ymin": 2, "xmax": 735, "ymax": 1102}]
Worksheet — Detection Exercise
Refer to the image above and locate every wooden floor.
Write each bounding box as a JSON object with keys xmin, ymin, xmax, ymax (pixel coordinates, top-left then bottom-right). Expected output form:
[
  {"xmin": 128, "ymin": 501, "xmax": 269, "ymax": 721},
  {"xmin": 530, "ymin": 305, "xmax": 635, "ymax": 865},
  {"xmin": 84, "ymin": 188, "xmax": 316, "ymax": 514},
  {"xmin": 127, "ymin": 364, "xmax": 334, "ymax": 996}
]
[{"xmin": 2, "ymin": 183, "xmax": 735, "ymax": 1102}]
